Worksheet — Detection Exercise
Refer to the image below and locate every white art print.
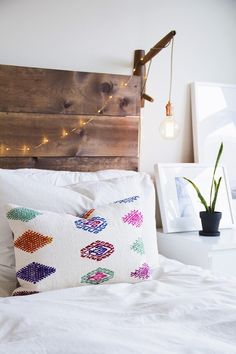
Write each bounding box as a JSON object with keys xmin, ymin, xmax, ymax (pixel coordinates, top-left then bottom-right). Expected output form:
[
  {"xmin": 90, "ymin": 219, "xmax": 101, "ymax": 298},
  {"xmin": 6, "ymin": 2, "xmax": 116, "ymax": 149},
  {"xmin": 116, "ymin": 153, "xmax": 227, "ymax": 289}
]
[
  {"xmin": 191, "ymin": 82, "xmax": 236, "ymax": 218},
  {"xmin": 155, "ymin": 164, "xmax": 234, "ymax": 233}
]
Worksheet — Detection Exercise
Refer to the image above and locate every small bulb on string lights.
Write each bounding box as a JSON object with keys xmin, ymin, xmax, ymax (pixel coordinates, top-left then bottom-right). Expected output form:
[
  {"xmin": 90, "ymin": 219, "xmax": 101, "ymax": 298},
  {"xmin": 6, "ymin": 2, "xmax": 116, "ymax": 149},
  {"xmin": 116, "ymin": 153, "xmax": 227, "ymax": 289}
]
[
  {"xmin": 159, "ymin": 101, "xmax": 179, "ymax": 139},
  {"xmin": 42, "ymin": 137, "xmax": 49, "ymax": 144},
  {"xmin": 21, "ymin": 145, "xmax": 30, "ymax": 153},
  {"xmin": 62, "ymin": 129, "xmax": 68, "ymax": 138}
]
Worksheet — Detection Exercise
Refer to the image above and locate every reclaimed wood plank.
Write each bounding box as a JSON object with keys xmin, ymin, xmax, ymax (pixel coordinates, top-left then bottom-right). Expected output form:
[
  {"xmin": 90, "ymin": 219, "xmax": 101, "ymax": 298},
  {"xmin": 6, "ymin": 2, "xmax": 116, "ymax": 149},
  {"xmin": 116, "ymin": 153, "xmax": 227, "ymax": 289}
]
[
  {"xmin": 0, "ymin": 157, "xmax": 139, "ymax": 171},
  {"xmin": 0, "ymin": 113, "xmax": 139, "ymax": 157},
  {"xmin": 0, "ymin": 64, "xmax": 140, "ymax": 116}
]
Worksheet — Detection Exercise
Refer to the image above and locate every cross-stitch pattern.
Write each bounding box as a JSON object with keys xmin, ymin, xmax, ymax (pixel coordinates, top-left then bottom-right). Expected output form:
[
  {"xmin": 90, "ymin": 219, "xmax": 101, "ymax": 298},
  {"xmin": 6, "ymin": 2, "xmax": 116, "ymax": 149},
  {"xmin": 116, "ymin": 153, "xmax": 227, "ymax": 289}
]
[
  {"xmin": 81, "ymin": 240, "xmax": 114, "ymax": 261},
  {"xmin": 114, "ymin": 196, "xmax": 140, "ymax": 204},
  {"xmin": 7, "ymin": 207, "xmax": 42, "ymax": 222},
  {"xmin": 12, "ymin": 290, "xmax": 39, "ymax": 296},
  {"xmin": 16, "ymin": 262, "xmax": 56, "ymax": 284},
  {"xmin": 81, "ymin": 268, "xmax": 114, "ymax": 285},
  {"xmin": 122, "ymin": 210, "xmax": 143, "ymax": 227},
  {"xmin": 130, "ymin": 237, "xmax": 145, "ymax": 255},
  {"xmin": 75, "ymin": 216, "xmax": 107, "ymax": 234},
  {"xmin": 14, "ymin": 230, "xmax": 53, "ymax": 253},
  {"xmin": 130, "ymin": 263, "xmax": 150, "ymax": 280}
]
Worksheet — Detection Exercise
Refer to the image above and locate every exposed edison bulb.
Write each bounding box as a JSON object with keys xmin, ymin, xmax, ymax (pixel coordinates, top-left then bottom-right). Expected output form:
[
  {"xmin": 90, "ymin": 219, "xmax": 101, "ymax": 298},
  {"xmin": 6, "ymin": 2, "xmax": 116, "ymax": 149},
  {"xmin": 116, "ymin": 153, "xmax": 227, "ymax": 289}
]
[{"xmin": 159, "ymin": 101, "xmax": 179, "ymax": 139}]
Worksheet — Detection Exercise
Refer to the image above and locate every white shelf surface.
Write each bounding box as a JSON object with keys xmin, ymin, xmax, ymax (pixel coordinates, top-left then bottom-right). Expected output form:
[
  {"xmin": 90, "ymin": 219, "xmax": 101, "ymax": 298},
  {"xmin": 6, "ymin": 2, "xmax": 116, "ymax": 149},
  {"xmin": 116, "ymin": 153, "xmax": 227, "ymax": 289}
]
[{"xmin": 157, "ymin": 227, "xmax": 236, "ymax": 251}]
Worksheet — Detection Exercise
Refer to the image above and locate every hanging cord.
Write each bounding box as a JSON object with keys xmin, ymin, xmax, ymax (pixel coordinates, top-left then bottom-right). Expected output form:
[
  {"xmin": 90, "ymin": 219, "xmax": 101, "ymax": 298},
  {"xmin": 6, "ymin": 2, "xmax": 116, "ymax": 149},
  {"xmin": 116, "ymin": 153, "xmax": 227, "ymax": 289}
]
[
  {"xmin": 168, "ymin": 38, "xmax": 174, "ymax": 102},
  {"xmin": 141, "ymin": 40, "xmax": 172, "ymax": 96}
]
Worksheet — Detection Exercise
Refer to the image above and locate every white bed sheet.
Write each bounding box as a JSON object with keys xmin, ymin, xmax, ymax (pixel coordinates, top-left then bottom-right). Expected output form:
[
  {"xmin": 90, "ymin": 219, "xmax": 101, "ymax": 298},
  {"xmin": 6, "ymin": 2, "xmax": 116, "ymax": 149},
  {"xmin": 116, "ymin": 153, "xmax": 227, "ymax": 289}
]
[{"xmin": 0, "ymin": 256, "xmax": 236, "ymax": 354}]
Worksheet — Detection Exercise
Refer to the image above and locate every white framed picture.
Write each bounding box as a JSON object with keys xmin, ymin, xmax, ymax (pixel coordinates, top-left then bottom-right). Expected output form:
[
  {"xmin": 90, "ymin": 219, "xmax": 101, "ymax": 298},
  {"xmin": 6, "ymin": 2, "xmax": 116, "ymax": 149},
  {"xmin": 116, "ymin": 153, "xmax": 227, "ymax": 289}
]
[
  {"xmin": 154, "ymin": 163, "xmax": 234, "ymax": 233},
  {"xmin": 191, "ymin": 81, "xmax": 236, "ymax": 219}
]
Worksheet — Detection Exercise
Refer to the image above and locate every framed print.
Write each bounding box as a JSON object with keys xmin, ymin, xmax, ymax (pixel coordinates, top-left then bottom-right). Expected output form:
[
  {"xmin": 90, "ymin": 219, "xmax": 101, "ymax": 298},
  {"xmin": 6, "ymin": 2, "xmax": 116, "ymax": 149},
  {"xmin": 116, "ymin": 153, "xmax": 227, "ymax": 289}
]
[
  {"xmin": 191, "ymin": 82, "xmax": 236, "ymax": 219},
  {"xmin": 154, "ymin": 163, "xmax": 234, "ymax": 233}
]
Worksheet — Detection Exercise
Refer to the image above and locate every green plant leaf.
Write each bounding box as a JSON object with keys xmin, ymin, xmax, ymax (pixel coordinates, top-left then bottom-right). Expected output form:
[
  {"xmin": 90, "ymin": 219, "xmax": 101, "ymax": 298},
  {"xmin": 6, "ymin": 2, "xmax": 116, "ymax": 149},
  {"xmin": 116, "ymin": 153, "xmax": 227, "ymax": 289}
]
[
  {"xmin": 214, "ymin": 178, "xmax": 217, "ymax": 192},
  {"xmin": 209, "ymin": 142, "xmax": 223, "ymax": 208},
  {"xmin": 211, "ymin": 177, "xmax": 222, "ymax": 212},
  {"xmin": 183, "ymin": 177, "xmax": 209, "ymax": 211}
]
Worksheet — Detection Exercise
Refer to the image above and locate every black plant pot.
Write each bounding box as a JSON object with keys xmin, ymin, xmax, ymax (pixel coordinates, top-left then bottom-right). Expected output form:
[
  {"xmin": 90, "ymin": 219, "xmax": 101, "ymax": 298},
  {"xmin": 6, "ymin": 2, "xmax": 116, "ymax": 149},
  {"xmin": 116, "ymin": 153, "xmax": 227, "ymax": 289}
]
[{"xmin": 199, "ymin": 211, "xmax": 222, "ymax": 237}]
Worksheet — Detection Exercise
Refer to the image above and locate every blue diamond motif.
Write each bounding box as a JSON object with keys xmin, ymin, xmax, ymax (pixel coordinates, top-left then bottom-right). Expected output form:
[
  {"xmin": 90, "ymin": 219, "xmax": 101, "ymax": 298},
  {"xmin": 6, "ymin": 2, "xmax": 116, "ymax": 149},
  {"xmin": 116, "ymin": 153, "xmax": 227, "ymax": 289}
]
[{"xmin": 16, "ymin": 262, "xmax": 56, "ymax": 284}]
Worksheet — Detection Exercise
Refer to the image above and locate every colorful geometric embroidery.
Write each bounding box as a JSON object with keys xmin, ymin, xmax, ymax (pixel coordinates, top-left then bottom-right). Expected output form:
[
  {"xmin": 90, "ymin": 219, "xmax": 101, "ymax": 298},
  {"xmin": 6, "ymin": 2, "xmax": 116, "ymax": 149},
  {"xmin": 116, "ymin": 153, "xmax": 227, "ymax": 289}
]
[
  {"xmin": 16, "ymin": 262, "xmax": 56, "ymax": 284},
  {"xmin": 12, "ymin": 290, "xmax": 39, "ymax": 296},
  {"xmin": 131, "ymin": 263, "xmax": 150, "ymax": 280},
  {"xmin": 75, "ymin": 216, "xmax": 107, "ymax": 234},
  {"xmin": 114, "ymin": 196, "xmax": 140, "ymax": 204},
  {"xmin": 130, "ymin": 237, "xmax": 145, "ymax": 255},
  {"xmin": 81, "ymin": 240, "xmax": 114, "ymax": 261},
  {"xmin": 122, "ymin": 210, "xmax": 143, "ymax": 227},
  {"xmin": 81, "ymin": 209, "xmax": 95, "ymax": 219},
  {"xmin": 6, "ymin": 207, "xmax": 42, "ymax": 222},
  {"xmin": 14, "ymin": 230, "xmax": 53, "ymax": 253},
  {"xmin": 81, "ymin": 267, "xmax": 114, "ymax": 285}
]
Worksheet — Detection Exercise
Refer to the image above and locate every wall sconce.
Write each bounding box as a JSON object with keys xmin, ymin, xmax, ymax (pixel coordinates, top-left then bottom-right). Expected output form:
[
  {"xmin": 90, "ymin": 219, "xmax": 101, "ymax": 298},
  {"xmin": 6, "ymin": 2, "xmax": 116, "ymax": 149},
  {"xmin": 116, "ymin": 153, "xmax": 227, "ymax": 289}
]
[{"xmin": 133, "ymin": 30, "xmax": 179, "ymax": 139}]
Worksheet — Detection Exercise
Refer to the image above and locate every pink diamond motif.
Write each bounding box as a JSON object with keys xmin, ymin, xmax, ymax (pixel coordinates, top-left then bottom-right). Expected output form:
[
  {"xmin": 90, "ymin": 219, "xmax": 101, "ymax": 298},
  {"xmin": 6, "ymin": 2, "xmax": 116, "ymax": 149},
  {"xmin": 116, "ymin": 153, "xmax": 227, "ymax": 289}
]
[{"xmin": 122, "ymin": 210, "xmax": 143, "ymax": 227}]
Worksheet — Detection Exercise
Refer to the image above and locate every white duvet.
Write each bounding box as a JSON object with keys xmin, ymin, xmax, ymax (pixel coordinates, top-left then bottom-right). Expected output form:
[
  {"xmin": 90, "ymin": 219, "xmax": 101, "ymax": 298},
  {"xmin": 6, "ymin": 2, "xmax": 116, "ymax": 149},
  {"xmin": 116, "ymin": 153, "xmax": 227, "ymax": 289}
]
[{"xmin": 0, "ymin": 256, "xmax": 236, "ymax": 354}]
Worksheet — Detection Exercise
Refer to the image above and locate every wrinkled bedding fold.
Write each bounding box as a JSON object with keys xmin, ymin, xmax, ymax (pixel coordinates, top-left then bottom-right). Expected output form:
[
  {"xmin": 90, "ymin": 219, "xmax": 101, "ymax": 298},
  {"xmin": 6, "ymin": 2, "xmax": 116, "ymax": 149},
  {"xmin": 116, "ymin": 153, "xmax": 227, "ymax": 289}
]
[{"xmin": 1, "ymin": 256, "xmax": 236, "ymax": 354}]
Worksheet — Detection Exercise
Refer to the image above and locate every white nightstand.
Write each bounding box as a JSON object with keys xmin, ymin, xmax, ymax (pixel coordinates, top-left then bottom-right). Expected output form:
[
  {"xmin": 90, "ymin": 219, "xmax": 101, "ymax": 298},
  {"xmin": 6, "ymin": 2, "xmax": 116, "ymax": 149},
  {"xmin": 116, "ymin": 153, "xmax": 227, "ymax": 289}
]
[{"xmin": 157, "ymin": 228, "xmax": 236, "ymax": 277}]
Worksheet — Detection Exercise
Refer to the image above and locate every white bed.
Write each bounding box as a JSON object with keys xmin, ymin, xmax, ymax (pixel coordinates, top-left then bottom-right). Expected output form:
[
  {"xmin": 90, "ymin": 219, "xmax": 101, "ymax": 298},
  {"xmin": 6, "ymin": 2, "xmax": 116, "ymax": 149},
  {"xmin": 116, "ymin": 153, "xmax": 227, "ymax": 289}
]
[
  {"xmin": 0, "ymin": 169, "xmax": 236, "ymax": 354},
  {"xmin": 1, "ymin": 256, "xmax": 236, "ymax": 354}
]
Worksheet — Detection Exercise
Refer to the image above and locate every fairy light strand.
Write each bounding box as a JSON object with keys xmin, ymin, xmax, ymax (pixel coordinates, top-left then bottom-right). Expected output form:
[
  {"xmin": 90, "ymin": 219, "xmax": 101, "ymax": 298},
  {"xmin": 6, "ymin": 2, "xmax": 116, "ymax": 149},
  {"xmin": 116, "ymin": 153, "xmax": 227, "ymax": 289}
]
[{"xmin": 1, "ymin": 44, "xmax": 160, "ymax": 154}]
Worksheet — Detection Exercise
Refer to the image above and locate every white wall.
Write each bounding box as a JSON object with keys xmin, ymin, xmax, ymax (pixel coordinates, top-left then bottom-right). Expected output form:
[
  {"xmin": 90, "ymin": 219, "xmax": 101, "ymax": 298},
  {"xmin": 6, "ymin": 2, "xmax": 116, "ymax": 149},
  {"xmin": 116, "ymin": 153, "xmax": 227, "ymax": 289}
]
[{"xmin": 0, "ymin": 0, "xmax": 236, "ymax": 175}]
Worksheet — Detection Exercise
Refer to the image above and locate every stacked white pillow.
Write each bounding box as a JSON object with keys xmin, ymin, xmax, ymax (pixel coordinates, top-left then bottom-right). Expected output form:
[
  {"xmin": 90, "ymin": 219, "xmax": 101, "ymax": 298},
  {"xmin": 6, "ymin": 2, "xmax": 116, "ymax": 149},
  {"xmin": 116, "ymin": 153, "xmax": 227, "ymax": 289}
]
[
  {"xmin": 0, "ymin": 169, "xmax": 158, "ymax": 296},
  {"xmin": 1, "ymin": 168, "xmax": 136, "ymax": 186}
]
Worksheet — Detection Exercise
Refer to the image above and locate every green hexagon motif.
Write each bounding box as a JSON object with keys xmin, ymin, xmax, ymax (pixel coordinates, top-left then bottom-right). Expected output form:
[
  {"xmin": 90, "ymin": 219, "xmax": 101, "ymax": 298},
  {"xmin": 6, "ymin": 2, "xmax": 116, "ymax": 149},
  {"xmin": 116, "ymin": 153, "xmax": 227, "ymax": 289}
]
[
  {"xmin": 81, "ymin": 268, "xmax": 114, "ymax": 285},
  {"xmin": 130, "ymin": 237, "xmax": 145, "ymax": 255},
  {"xmin": 7, "ymin": 207, "xmax": 42, "ymax": 222}
]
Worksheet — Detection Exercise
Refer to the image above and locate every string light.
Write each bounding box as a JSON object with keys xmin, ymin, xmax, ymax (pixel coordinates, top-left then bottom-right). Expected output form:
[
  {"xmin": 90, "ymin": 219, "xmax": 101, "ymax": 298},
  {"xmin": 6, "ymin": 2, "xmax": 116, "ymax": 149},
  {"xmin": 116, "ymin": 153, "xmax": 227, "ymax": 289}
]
[
  {"xmin": 20, "ymin": 145, "xmax": 30, "ymax": 152},
  {"xmin": 62, "ymin": 129, "xmax": 69, "ymax": 137},
  {"xmin": 42, "ymin": 137, "xmax": 49, "ymax": 144},
  {"xmin": 1, "ymin": 61, "xmax": 140, "ymax": 153}
]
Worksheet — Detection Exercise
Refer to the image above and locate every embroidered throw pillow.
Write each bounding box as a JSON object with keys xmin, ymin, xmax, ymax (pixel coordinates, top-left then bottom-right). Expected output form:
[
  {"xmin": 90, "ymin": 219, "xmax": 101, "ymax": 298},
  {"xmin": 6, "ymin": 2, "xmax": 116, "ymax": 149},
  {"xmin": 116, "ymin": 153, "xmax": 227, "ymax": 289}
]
[
  {"xmin": 6, "ymin": 198, "xmax": 151, "ymax": 295},
  {"xmin": 67, "ymin": 173, "xmax": 159, "ymax": 269}
]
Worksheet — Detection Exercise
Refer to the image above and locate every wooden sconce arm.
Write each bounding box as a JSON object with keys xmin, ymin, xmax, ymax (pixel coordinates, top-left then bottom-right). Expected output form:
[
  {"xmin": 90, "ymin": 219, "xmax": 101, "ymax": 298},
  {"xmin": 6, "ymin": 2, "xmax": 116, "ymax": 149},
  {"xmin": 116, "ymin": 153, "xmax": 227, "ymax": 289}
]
[{"xmin": 133, "ymin": 30, "xmax": 176, "ymax": 107}]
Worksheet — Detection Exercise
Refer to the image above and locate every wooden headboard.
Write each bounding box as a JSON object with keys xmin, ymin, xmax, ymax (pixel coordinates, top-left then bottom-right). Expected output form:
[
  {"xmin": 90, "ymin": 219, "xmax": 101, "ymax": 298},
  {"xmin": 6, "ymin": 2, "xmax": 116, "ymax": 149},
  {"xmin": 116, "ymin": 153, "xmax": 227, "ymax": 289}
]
[{"xmin": 0, "ymin": 64, "xmax": 140, "ymax": 171}]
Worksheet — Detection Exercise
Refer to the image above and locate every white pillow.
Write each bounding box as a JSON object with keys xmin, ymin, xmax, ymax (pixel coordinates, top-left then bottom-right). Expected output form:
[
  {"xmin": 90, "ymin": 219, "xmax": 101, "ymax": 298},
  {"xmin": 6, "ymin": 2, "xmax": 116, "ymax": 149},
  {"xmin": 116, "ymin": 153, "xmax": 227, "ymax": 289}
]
[
  {"xmin": 67, "ymin": 173, "xmax": 159, "ymax": 269},
  {"xmin": 6, "ymin": 201, "xmax": 150, "ymax": 295},
  {"xmin": 0, "ymin": 172, "xmax": 92, "ymax": 297},
  {"xmin": 1, "ymin": 168, "xmax": 136, "ymax": 186}
]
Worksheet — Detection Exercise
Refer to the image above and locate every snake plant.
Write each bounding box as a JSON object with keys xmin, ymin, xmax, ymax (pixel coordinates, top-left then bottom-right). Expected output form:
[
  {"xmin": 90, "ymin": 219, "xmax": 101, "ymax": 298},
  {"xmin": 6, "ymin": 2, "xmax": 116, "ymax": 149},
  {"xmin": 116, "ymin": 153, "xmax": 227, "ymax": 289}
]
[{"xmin": 184, "ymin": 142, "xmax": 223, "ymax": 213}]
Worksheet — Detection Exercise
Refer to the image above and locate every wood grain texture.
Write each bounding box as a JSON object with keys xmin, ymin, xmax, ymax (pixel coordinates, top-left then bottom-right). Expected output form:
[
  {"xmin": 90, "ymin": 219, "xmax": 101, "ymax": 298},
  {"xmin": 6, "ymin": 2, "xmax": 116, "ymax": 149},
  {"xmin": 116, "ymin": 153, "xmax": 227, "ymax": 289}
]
[
  {"xmin": 0, "ymin": 113, "xmax": 139, "ymax": 157},
  {"xmin": 0, "ymin": 157, "xmax": 139, "ymax": 171},
  {"xmin": 0, "ymin": 64, "xmax": 140, "ymax": 116},
  {"xmin": 0, "ymin": 64, "xmax": 141, "ymax": 171}
]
